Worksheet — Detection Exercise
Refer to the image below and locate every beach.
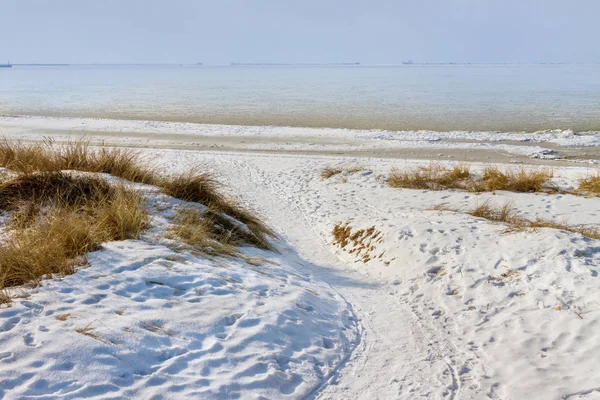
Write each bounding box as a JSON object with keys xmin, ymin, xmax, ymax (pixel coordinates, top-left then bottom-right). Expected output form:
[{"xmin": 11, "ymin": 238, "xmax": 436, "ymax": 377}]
[
  {"xmin": 3, "ymin": 0, "xmax": 600, "ymax": 396},
  {"xmin": 1, "ymin": 114, "xmax": 599, "ymax": 399}
]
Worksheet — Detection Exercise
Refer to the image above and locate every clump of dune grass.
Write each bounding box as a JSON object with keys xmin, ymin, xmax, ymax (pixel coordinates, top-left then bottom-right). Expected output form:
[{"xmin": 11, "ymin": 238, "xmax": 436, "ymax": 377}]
[
  {"xmin": 477, "ymin": 166, "xmax": 554, "ymax": 193},
  {"xmin": 0, "ymin": 138, "xmax": 274, "ymax": 252},
  {"xmin": 0, "ymin": 140, "xmax": 57, "ymax": 173},
  {"xmin": 321, "ymin": 167, "xmax": 343, "ymax": 180},
  {"xmin": 526, "ymin": 218, "xmax": 600, "ymax": 240},
  {"xmin": 434, "ymin": 164, "xmax": 471, "ymax": 187},
  {"xmin": 320, "ymin": 165, "xmax": 366, "ymax": 180},
  {"xmin": 332, "ymin": 223, "xmax": 353, "ymax": 248},
  {"xmin": 465, "ymin": 200, "xmax": 600, "ymax": 240},
  {"xmin": 577, "ymin": 172, "xmax": 600, "ymax": 194},
  {"xmin": 332, "ymin": 222, "xmax": 382, "ymax": 263},
  {"xmin": 170, "ymin": 208, "xmax": 242, "ymax": 257},
  {"xmin": 387, "ymin": 168, "xmax": 430, "ymax": 189},
  {"xmin": 0, "ymin": 172, "xmax": 148, "ymax": 289},
  {"xmin": 173, "ymin": 205, "xmax": 271, "ymax": 252},
  {"xmin": 387, "ymin": 163, "xmax": 471, "ymax": 190},
  {"xmin": 0, "ymin": 172, "xmax": 113, "ymax": 210},
  {"xmin": 0, "ymin": 139, "xmax": 158, "ymax": 184},
  {"xmin": 469, "ymin": 200, "xmax": 520, "ymax": 224},
  {"xmin": 160, "ymin": 171, "xmax": 273, "ymax": 250},
  {"xmin": 387, "ymin": 163, "xmax": 555, "ymax": 194}
]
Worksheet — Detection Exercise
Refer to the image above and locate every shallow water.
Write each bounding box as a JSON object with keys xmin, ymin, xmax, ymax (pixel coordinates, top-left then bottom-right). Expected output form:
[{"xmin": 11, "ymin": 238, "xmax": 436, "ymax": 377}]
[{"xmin": 1, "ymin": 64, "xmax": 599, "ymax": 132}]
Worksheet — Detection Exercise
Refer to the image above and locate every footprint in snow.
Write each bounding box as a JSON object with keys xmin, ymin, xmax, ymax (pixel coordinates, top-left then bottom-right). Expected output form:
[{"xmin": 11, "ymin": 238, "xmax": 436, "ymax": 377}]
[
  {"xmin": 0, "ymin": 317, "xmax": 20, "ymax": 333},
  {"xmin": 23, "ymin": 333, "xmax": 36, "ymax": 347}
]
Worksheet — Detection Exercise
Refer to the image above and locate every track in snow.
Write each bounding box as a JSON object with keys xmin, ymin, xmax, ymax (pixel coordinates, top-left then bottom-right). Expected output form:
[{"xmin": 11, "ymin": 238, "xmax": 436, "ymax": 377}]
[{"xmin": 198, "ymin": 154, "xmax": 484, "ymax": 399}]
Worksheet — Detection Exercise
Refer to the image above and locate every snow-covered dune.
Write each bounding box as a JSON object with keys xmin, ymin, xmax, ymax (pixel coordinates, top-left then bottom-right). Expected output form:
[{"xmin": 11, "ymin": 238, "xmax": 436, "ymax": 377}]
[{"xmin": 0, "ymin": 180, "xmax": 357, "ymax": 399}]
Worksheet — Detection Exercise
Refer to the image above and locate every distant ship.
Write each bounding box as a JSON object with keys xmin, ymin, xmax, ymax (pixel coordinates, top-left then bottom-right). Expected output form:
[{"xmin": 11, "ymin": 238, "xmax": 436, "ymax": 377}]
[
  {"xmin": 0, "ymin": 61, "xmax": 12, "ymax": 68},
  {"xmin": 402, "ymin": 60, "xmax": 414, "ymax": 65}
]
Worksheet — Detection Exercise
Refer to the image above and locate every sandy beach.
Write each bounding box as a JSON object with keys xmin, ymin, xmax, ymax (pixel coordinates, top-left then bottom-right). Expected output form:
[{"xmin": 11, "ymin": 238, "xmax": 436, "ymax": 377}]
[
  {"xmin": 3, "ymin": 1, "xmax": 600, "ymax": 398},
  {"xmin": 1, "ymin": 116, "xmax": 599, "ymax": 399}
]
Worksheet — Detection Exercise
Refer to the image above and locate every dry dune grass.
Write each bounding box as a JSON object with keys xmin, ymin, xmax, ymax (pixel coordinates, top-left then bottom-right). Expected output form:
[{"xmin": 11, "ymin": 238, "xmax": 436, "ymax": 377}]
[
  {"xmin": 0, "ymin": 172, "xmax": 148, "ymax": 289},
  {"xmin": 332, "ymin": 222, "xmax": 383, "ymax": 263},
  {"xmin": 387, "ymin": 164, "xmax": 471, "ymax": 190},
  {"xmin": 0, "ymin": 172, "xmax": 113, "ymax": 210},
  {"xmin": 0, "ymin": 139, "xmax": 275, "ymax": 292},
  {"xmin": 321, "ymin": 167, "xmax": 344, "ymax": 180},
  {"xmin": 170, "ymin": 206, "xmax": 270, "ymax": 257},
  {"xmin": 161, "ymin": 172, "xmax": 274, "ymax": 250},
  {"xmin": 0, "ymin": 139, "xmax": 158, "ymax": 184},
  {"xmin": 320, "ymin": 165, "xmax": 365, "ymax": 180},
  {"xmin": 469, "ymin": 200, "xmax": 520, "ymax": 224},
  {"xmin": 0, "ymin": 139, "xmax": 272, "ymax": 249},
  {"xmin": 388, "ymin": 163, "xmax": 554, "ymax": 194},
  {"xmin": 478, "ymin": 166, "xmax": 553, "ymax": 193},
  {"xmin": 465, "ymin": 200, "xmax": 600, "ymax": 240},
  {"xmin": 577, "ymin": 172, "xmax": 600, "ymax": 194}
]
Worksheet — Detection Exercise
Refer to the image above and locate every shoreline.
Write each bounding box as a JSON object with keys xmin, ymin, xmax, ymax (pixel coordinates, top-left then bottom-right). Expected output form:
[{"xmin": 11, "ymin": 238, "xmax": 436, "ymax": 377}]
[
  {"xmin": 2, "ymin": 115, "xmax": 600, "ymax": 165},
  {"xmin": 3, "ymin": 113, "xmax": 600, "ymax": 136}
]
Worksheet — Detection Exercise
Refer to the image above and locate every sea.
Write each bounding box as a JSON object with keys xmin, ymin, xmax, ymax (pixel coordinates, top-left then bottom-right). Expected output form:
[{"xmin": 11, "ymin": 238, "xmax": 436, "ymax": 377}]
[{"xmin": 1, "ymin": 64, "xmax": 599, "ymax": 133}]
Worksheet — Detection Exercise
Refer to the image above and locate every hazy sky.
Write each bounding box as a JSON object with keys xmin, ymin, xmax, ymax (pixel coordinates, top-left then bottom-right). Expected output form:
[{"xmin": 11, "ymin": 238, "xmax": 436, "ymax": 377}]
[{"xmin": 1, "ymin": 0, "xmax": 599, "ymax": 64}]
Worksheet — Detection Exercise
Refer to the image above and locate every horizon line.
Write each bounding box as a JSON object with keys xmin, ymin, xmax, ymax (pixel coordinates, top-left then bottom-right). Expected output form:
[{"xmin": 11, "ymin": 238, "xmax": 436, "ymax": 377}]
[{"xmin": 7, "ymin": 62, "xmax": 600, "ymax": 67}]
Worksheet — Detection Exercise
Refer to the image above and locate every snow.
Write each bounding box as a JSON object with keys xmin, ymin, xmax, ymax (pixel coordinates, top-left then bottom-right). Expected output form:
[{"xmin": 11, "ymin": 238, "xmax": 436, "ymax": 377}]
[
  {"xmin": 0, "ymin": 181, "xmax": 357, "ymax": 399},
  {"xmin": 146, "ymin": 150, "xmax": 600, "ymax": 400},
  {"xmin": 1, "ymin": 137, "xmax": 600, "ymax": 399}
]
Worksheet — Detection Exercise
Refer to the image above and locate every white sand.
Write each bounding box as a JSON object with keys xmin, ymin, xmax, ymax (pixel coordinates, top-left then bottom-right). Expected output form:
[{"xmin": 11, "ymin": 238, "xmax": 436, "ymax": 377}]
[{"xmin": 1, "ymin": 119, "xmax": 600, "ymax": 399}]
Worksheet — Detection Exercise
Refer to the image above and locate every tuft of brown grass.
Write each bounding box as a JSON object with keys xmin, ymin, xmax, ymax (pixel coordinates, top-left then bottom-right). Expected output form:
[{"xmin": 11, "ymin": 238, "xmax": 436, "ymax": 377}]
[
  {"xmin": 170, "ymin": 207, "xmax": 237, "ymax": 257},
  {"xmin": 320, "ymin": 165, "xmax": 365, "ymax": 180},
  {"xmin": 527, "ymin": 218, "xmax": 600, "ymax": 240},
  {"xmin": 75, "ymin": 322, "xmax": 104, "ymax": 341},
  {"xmin": 321, "ymin": 167, "xmax": 343, "ymax": 180},
  {"xmin": 332, "ymin": 222, "xmax": 383, "ymax": 263},
  {"xmin": 387, "ymin": 163, "xmax": 471, "ymax": 190},
  {"xmin": 0, "ymin": 173, "xmax": 148, "ymax": 289},
  {"xmin": 478, "ymin": 166, "xmax": 553, "ymax": 193},
  {"xmin": 0, "ymin": 140, "xmax": 57, "ymax": 173},
  {"xmin": 577, "ymin": 172, "xmax": 600, "ymax": 194},
  {"xmin": 59, "ymin": 142, "xmax": 158, "ymax": 184},
  {"xmin": 159, "ymin": 171, "xmax": 220, "ymax": 205},
  {"xmin": 469, "ymin": 200, "xmax": 520, "ymax": 224},
  {"xmin": 0, "ymin": 172, "xmax": 113, "ymax": 211},
  {"xmin": 387, "ymin": 163, "xmax": 554, "ymax": 194},
  {"xmin": 332, "ymin": 223, "xmax": 353, "ymax": 248},
  {"xmin": 160, "ymin": 171, "xmax": 273, "ymax": 250},
  {"xmin": 55, "ymin": 313, "xmax": 71, "ymax": 321},
  {"xmin": 0, "ymin": 139, "xmax": 158, "ymax": 184},
  {"xmin": 169, "ymin": 205, "xmax": 272, "ymax": 256},
  {"xmin": 467, "ymin": 200, "xmax": 600, "ymax": 240},
  {"xmin": 387, "ymin": 168, "xmax": 431, "ymax": 189},
  {"xmin": 435, "ymin": 164, "xmax": 471, "ymax": 187}
]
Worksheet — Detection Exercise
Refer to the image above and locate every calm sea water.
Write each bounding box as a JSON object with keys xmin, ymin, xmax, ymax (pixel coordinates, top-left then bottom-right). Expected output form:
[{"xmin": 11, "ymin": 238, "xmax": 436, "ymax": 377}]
[{"xmin": 1, "ymin": 65, "xmax": 599, "ymax": 132}]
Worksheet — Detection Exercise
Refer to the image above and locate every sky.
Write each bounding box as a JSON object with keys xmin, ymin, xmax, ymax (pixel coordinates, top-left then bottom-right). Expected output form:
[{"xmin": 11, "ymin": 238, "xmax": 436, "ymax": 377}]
[{"xmin": 1, "ymin": 0, "xmax": 599, "ymax": 65}]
